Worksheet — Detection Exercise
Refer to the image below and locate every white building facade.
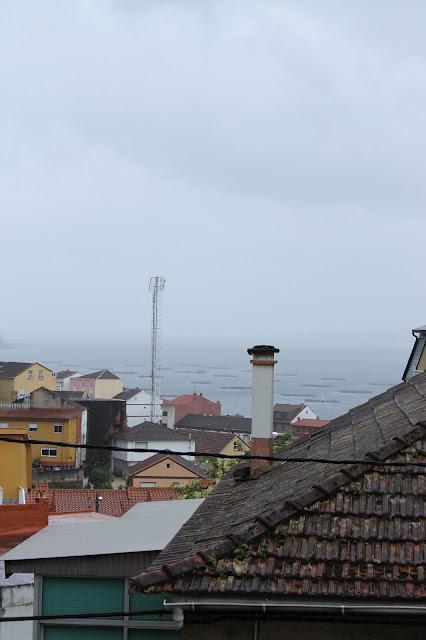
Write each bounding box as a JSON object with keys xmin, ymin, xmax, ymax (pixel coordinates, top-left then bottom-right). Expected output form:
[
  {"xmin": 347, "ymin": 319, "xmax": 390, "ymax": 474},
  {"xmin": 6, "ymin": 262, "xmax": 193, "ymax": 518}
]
[{"xmin": 112, "ymin": 423, "xmax": 195, "ymax": 476}]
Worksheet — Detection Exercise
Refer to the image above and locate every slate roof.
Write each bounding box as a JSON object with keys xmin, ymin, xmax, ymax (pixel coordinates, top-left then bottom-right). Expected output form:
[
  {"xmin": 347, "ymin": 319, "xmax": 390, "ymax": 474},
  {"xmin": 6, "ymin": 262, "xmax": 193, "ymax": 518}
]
[
  {"xmin": 78, "ymin": 369, "xmax": 120, "ymax": 380},
  {"xmin": 177, "ymin": 429, "xmax": 247, "ymax": 454},
  {"xmin": 128, "ymin": 454, "xmax": 207, "ymax": 479},
  {"xmin": 273, "ymin": 403, "xmax": 305, "ymax": 421},
  {"xmin": 28, "ymin": 487, "xmax": 180, "ymax": 517},
  {"xmin": 0, "ymin": 362, "xmax": 33, "ymax": 378},
  {"xmin": 115, "ymin": 422, "xmax": 191, "ymax": 442},
  {"xmin": 175, "ymin": 414, "xmax": 251, "ymax": 434},
  {"xmin": 114, "ymin": 388, "xmax": 143, "ymax": 401},
  {"xmin": 131, "ymin": 373, "xmax": 426, "ymax": 600}
]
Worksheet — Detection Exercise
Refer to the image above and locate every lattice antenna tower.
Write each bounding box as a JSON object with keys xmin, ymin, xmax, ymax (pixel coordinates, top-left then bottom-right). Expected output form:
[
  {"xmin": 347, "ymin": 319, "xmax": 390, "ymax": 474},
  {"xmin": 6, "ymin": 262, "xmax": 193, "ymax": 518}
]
[{"xmin": 149, "ymin": 276, "xmax": 165, "ymax": 422}]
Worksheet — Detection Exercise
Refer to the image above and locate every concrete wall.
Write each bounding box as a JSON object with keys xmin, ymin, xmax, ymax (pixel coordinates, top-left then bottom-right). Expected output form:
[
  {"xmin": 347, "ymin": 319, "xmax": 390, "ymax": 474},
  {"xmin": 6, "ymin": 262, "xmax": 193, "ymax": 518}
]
[
  {"xmin": 95, "ymin": 378, "xmax": 123, "ymax": 399},
  {"xmin": 13, "ymin": 365, "xmax": 56, "ymax": 401},
  {"xmin": 0, "ymin": 583, "xmax": 34, "ymax": 640},
  {"xmin": 0, "ymin": 430, "xmax": 32, "ymax": 498},
  {"xmin": 183, "ymin": 619, "xmax": 426, "ymax": 640},
  {"xmin": 113, "ymin": 438, "xmax": 195, "ymax": 465}
]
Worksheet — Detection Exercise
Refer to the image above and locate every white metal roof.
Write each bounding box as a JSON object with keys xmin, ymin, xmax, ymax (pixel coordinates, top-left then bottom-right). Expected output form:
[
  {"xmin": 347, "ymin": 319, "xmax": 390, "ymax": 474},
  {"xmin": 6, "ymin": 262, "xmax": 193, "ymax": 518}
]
[{"xmin": 1, "ymin": 499, "xmax": 204, "ymax": 562}]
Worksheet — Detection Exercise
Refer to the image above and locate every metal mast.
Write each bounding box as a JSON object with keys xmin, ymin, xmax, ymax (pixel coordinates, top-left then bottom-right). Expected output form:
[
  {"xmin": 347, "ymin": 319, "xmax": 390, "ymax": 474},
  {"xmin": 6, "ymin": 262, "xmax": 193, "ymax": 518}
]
[{"xmin": 149, "ymin": 276, "xmax": 165, "ymax": 422}]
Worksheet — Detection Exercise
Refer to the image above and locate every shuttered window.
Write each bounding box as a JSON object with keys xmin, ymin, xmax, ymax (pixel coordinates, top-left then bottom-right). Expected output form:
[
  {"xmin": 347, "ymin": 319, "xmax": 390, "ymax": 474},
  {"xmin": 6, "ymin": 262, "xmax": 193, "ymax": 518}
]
[
  {"xmin": 42, "ymin": 578, "xmax": 124, "ymax": 618},
  {"xmin": 44, "ymin": 627, "xmax": 122, "ymax": 640}
]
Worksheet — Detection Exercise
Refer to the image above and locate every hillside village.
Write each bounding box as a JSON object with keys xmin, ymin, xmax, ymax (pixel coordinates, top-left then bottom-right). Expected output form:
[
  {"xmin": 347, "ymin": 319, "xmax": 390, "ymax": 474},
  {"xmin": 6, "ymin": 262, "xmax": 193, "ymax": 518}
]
[{"xmin": 0, "ymin": 324, "xmax": 425, "ymax": 638}]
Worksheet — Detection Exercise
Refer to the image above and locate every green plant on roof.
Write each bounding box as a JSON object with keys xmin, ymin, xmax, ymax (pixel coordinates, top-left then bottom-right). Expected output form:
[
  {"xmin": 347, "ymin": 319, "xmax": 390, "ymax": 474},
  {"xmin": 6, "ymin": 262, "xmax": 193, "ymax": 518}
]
[
  {"xmin": 174, "ymin": 481, "xmax": 210, "ymax": 499},
  {"xmin": 233, "ymin": 542, "xmax": 252, "ymax": 562}
]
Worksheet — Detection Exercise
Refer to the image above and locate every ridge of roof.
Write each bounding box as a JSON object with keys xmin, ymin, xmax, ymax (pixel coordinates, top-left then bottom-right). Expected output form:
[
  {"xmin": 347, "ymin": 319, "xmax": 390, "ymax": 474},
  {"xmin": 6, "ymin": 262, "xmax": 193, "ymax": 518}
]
[
  {"xmin": 78, "ymin": 369, "xmax": 120, "ymax": 380},
  {"xmin": 132, "ymin": 421, "xmax": 426, "ymax": 591},
  {"xmin": 128, "ymin": 453, "xmax": 207, "ymax": 478}
]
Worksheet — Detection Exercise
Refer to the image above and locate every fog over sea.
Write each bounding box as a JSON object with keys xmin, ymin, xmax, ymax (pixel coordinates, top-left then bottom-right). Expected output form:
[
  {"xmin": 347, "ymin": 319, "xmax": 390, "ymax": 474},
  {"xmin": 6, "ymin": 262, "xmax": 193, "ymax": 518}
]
[{"xmin": 1, "ymin": 341, "xmax": 410, "ymax": 421}]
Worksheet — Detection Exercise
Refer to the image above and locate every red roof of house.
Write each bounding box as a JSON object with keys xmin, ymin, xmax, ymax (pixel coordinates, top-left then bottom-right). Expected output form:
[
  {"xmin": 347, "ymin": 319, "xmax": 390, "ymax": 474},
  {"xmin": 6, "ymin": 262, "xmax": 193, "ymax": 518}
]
[
  {"xmin": 292, "ymin": 418, "xmax": 330, "ymax": 428},
  {"xmin": 27, "ymin": 487, "xmax": 180, "ymax": 518},
  {"xmin": 0, "ymin": 501, "xmax": 49, "ymax": 554}
]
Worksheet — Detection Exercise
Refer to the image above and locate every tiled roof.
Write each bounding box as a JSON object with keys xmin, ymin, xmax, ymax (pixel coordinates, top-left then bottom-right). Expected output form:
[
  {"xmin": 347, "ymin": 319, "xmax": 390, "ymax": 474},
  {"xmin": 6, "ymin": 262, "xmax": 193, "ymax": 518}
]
[
  {"xmin": 131, "ymin": 373, "xmax": 426, "ymax": 600},
  {"xmin": 177, "ymin": 429, "xmax": 243, "ymax": 454},
  {"xmin": 78, "ymin": 369, "xmax": 120, "ymax": 380},
  {"xmin": 175, "ymin": 414, "xmax": 251, "ymax": 434},
  {"xmin": 0, "ymin": 407, "xmax": 82, "ymax": 419},
  {"xmin": 0, "ymin": 362, "xmax": 33, "ymax": 378},
  {"xmin": 128, "ymin": 454, "xmax": 207, "ymax": 479},
  {"xmin": 114, "ymin": 388, "xmax": 142, "ymax": 400},
  {"xmin": 116, "ymin": 422, "xmax": 190, "ymax": 442},
  {"xmin": 28, "ymin": 487, "xmax": 180, "ymax": 518},
  {"xmin": 292, "ymin": 418, "xmax": 330, "ymax": 428}
]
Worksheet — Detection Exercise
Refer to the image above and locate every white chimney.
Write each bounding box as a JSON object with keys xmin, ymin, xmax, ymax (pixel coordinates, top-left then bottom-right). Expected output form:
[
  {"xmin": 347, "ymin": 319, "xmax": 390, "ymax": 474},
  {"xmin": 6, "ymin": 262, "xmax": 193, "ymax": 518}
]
[{"xmin": 248, "ymin": 345, "xmax": 279, "ymax": 470}]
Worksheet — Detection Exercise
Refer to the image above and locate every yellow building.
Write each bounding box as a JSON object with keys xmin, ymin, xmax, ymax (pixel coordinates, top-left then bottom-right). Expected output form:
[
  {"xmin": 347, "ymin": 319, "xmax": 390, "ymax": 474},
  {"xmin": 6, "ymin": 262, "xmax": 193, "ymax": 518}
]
[
  {"xmin": 0, "ymin": 408, "xmax": 83, "ymax": 469},
  {"xmin": 0, "ymin": 426, "xmax": 32, "ymax": 499},
  {"xmin": 69, "ymin": 369, "xmax": 123, "ymax": 399},
  {"xmin": 0, "ymin": 362, "xmax": 56, "ymax": 403}
]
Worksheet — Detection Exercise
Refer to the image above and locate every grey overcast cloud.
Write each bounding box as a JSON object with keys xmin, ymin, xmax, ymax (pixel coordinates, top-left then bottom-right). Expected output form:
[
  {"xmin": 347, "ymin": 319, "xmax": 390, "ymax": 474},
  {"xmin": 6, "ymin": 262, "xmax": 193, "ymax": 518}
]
[{"xmin": 1, "ymin": 0, "xmax": 425, "ymax": 349}]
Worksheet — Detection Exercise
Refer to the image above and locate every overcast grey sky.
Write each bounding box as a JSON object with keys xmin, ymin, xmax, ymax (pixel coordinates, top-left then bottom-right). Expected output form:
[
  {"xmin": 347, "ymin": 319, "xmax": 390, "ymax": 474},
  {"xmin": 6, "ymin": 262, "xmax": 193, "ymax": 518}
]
[{"xmin": 1, "ymin": 0, "xmax": 425, "ymax": 349}]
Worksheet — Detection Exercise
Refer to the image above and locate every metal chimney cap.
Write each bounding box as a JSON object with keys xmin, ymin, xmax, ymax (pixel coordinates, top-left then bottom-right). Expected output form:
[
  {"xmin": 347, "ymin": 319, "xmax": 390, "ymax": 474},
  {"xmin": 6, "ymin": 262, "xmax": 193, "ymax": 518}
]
[{"xmin": 247, "ymin": 345, "xmax": 280, "ymax": 356}]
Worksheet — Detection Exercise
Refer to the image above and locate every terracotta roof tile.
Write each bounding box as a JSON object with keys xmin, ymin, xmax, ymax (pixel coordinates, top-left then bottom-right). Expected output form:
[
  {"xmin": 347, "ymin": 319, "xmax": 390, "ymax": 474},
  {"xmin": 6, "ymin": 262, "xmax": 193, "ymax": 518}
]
[{"xmin": 28, "ymin": 487, "xmax": 180, "ymax": 518}]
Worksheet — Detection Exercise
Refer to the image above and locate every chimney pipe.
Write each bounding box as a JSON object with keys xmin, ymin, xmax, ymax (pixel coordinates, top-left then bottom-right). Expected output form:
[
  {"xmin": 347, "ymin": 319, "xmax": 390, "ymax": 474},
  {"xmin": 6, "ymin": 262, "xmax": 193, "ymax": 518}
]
[{"xmin": 248, "ymin": 345, "xmax": 279, "ymax": 470}]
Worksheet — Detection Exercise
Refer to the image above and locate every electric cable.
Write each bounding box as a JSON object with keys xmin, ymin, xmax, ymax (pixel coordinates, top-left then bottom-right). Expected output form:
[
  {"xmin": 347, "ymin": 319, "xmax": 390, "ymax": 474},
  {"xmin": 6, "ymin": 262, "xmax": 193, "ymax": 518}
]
[{"xmin": 0, "ymin": 435, "xmax": 425, "ymax": 467}]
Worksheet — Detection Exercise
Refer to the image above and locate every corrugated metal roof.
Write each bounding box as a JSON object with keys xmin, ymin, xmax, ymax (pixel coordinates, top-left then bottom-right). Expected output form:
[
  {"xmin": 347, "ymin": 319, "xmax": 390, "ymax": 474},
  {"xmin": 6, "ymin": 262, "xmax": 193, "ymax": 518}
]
[{"xmin": 1, "ymin": 499, "xmax": 203, "ymax": 562}]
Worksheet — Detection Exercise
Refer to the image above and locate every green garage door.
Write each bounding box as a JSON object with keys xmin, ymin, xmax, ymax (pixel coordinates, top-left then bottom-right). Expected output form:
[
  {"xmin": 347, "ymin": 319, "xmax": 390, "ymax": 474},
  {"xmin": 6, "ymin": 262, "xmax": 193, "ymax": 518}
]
[{"xmin": 42, "ymin": 578, "xmax": 124, "ymax": 618}]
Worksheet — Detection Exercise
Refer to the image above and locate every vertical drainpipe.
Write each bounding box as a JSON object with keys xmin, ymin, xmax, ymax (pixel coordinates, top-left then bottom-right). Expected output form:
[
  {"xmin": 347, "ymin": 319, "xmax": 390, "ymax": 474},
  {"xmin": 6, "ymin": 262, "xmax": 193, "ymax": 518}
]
[{"xmin": 248, "ymin": 345, "xmax": 279, "ymax": 470}]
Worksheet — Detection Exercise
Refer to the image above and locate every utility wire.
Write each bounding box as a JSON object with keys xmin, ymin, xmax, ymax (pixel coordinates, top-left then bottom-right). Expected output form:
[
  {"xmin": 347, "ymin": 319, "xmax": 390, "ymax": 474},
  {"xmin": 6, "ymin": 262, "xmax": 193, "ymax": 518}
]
[
  {"xmin": 0, "ymin": 436, "xmax": 425, "ymax": 467},
  {"xmin": 0, "ymin": 609, "xmax": 167, "ymax": 623}
]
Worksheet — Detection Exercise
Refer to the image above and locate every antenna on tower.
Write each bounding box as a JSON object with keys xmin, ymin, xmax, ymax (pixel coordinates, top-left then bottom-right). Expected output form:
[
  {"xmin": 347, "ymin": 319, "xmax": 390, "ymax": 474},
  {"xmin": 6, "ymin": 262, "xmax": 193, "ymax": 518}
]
[{"xmin": 149, "ymin": 276, "xmax": 165, "ymax": 422}]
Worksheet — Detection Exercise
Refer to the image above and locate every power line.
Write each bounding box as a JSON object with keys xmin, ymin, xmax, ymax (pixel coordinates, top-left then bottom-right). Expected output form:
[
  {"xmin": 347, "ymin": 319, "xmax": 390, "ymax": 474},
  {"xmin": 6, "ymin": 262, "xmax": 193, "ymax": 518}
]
[
  {"xmin": 0, "ymin": 609, "xmax": 166, "ymax": 623},
  {"xmin": 0, "ymin": 436, "xmax": 425, "ymax": 467}
]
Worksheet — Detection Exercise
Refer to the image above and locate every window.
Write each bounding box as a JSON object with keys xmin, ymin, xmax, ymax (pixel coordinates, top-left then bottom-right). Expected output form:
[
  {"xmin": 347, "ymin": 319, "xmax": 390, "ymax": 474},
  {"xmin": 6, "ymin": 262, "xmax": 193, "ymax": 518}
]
[
  {"xmin": 0, "ymin": 423, "xmax": 8, "ymax": 429},
  {"xmin": 41, "ymin": 448, "xmax": 57, "ymax": 457},
  {"xmin": 29, "ymin": 424, "xmax": 38, "ymax": 432},
  {"xmin": 53, "ymin": 425, "xmax": 63, "ymax": 433},
  {"xmin": 38, "ymin": 369, "xmax": 44, "ymax": 380},
  {"xmin": 27, "ymin": 369, "xmax": 33, "ymax": 380},
  {"xmin": 162, "ymin": 410, "xmax": 168, "ymax": 416},
  {"xmin": 140, "ymin": 481, "xmax": 156, "ymax": 487},
  {"xmin": 166, "ymin": 462, "xmax": 171, "ymax": 469}
]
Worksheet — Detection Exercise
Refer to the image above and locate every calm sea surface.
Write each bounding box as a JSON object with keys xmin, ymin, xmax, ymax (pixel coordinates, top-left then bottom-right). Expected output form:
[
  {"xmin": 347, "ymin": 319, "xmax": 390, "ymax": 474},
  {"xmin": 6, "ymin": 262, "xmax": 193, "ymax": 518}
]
[{"xmin": 2, "ymin": 341, "xmax": 410, "ymax": 421}]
